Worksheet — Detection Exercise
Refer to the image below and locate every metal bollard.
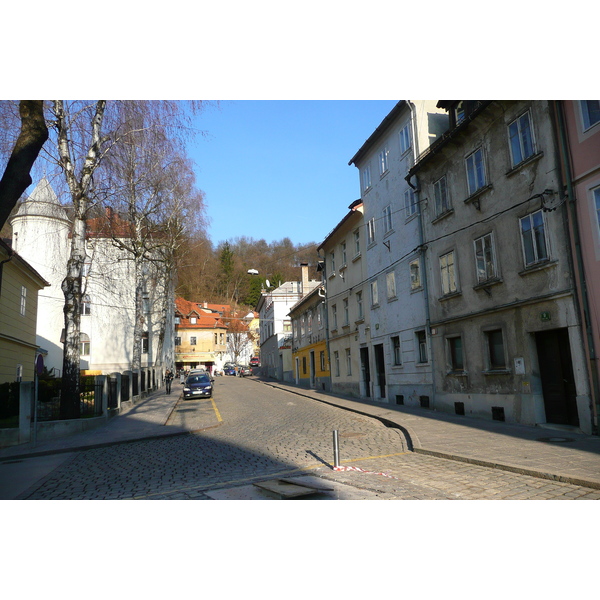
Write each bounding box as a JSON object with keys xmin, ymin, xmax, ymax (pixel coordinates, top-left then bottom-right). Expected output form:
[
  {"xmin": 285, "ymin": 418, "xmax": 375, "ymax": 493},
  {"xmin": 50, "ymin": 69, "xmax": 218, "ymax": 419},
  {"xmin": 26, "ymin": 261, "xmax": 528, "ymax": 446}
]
[{"xmin": 333, "ymin": 430, "xmax": 340, "ymax": 469}]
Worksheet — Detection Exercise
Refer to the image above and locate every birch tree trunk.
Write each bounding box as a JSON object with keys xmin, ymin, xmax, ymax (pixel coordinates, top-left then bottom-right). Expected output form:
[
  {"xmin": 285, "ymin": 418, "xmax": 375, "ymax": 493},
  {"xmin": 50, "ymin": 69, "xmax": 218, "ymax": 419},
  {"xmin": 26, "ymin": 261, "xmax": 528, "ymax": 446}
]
[{"xmin": 54, "ymin": 100, "xmax": 107, "ymax": 418}]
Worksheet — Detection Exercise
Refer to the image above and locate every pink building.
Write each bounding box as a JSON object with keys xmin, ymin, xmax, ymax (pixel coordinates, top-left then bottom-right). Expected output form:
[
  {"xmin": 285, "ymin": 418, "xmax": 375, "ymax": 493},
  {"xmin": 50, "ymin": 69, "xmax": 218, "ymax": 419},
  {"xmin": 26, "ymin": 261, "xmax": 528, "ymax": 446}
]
[{"xmin": 553, "ymin": 101, "xmax": 600, "ymax": 435}]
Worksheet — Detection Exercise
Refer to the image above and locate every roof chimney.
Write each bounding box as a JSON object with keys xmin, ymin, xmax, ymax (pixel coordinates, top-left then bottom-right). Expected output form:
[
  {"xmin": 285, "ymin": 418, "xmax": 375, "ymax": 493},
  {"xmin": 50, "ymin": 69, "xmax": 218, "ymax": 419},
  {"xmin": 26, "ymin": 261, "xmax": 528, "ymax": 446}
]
[{"xmin": 301, "ymin": 263, "xmax": 309, "ymax": 295}]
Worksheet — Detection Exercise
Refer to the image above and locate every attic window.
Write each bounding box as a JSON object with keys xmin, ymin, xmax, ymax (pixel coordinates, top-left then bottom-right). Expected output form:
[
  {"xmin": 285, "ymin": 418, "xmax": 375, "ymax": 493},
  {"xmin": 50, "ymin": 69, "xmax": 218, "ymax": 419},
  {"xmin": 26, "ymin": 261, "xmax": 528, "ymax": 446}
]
[
  {"xmin": 190, "ymin": 317, "xmax": 197, "ymax": 324},
  {"xmin": 455, "ymin": 102, "xmax": 465, "ymax": 124}
]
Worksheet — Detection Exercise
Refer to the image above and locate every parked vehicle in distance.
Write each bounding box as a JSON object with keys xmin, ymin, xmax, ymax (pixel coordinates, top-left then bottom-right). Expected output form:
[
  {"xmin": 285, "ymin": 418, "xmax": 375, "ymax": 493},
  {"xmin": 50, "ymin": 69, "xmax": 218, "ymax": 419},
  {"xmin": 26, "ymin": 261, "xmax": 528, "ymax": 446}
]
[
  {"xmin": 239, "ymin": 365, "xmax": 251, "ymax": 377},
  {"xmin": 249, "ymin": 357, "xmax": 260, "ymax": 367},
  {"xmin": 183, "ymin": 374, "xmax": 213, "ymax": 399},
  {"xmin": 189, "ymin": 367, "xmax": 214, "ymax": 381},
  {"xmin": 223, "ymin": 366, "xmax": 237, "ymax": 376}
]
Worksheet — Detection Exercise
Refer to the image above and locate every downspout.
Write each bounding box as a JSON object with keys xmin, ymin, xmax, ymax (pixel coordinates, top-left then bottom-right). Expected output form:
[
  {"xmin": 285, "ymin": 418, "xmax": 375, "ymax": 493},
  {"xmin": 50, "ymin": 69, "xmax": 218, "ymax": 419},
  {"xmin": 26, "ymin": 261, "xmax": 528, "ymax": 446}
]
[
  {"xmin": 407, "ymin": 101, "xmax": 436, "ymax": 407},
  {"xmin": 552, "ymin": 100, "xmax": 600, "ymax": 435}
]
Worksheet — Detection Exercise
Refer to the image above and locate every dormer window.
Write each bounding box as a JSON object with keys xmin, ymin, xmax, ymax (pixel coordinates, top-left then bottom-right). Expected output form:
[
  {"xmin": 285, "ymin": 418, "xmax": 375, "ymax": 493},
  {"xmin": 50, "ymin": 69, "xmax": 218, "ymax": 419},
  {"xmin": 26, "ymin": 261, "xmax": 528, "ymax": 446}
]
[
  {"xmin": 190, "ymin": 317, "xmax": 197, "ymax": 324},
  {"xmin": 455, "ymin": 102, "xmax": 465, "ymax": 124}
]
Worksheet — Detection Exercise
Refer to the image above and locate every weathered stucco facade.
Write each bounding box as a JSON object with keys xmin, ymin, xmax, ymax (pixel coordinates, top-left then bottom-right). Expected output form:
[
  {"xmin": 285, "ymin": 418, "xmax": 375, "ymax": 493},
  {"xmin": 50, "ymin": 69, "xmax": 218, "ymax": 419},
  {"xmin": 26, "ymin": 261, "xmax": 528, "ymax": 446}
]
[
  {"xmin": 408, "ymin": 100, "xmax": 593, "ymax": 432},
  {"xmin": 348, "ymin": 101, "xmax": 448, "ymax": 404},
  {"xmin": 318, "ymin": 200, "xmax": 368, "ymax": 398}
]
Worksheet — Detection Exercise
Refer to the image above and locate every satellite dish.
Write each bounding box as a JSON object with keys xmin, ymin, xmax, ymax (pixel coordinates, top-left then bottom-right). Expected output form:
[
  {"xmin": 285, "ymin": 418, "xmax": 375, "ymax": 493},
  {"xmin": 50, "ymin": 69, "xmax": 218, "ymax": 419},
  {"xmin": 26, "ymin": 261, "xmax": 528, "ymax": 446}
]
[{"xmin": 265, "ymin": 279, "xmax": 270, "ymax": 288}]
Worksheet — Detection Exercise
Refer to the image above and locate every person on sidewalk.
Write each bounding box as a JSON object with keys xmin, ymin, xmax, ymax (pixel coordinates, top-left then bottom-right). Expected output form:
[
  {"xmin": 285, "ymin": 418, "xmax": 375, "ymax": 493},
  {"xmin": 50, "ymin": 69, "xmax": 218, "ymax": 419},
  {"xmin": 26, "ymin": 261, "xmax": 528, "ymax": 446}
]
[{"xmin": 165, "ymin": 369, "xmax": 174, "ymax": 394}]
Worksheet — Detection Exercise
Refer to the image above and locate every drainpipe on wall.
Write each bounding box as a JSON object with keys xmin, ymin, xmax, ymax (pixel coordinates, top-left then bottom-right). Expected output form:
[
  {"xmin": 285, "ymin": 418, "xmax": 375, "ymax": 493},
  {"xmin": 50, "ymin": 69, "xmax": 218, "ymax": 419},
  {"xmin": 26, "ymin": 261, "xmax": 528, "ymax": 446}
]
[
  {"xmin": 552, "ymin": 100, "xmax": 600, "ymax": 435},
  {"xmin": 407, "ymin": 101, "xmax": 437, "ymax": 408}
]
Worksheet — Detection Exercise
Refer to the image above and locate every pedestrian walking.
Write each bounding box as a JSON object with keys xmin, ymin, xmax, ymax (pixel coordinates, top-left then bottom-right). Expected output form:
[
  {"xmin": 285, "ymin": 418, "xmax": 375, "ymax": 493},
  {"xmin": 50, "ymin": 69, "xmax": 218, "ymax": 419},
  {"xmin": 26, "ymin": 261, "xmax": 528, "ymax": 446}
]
[{"xmin": 165, "ymin": 369, "xmax": 174, "ymax": 394}]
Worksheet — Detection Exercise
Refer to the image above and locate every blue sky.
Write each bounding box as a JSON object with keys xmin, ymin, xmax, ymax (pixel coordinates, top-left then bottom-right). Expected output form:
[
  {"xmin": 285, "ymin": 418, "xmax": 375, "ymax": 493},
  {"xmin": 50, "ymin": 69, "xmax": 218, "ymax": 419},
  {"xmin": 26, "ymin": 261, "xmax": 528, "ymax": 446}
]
[{"xmin": 188, "ymin": 100, "xmax": 399, "ymax": 247}]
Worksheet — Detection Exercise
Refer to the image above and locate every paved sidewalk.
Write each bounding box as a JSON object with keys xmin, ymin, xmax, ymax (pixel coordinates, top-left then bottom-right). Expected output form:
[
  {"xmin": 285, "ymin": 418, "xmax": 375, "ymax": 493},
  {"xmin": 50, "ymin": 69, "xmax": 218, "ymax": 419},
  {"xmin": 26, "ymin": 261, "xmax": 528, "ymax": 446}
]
[
  {"xmin": 0, "ymin": 387, "xmax": 186, "ymax": 460},
  {"xmin": 252, "ymin": 378, "xmax": 600, "ymax": 490}
]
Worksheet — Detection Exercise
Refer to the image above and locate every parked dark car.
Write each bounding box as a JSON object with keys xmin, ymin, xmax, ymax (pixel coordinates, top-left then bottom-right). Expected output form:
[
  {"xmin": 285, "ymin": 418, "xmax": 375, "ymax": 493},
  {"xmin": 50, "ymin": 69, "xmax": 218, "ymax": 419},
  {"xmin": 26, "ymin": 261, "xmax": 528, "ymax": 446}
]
[
  {"xmin": 239, "ymin": 365, "xmax": 251, "ymax": 377},
  {"xmin": 183, "ymin": 374, "xmax": 213, "ymax": 398},
  {"xmin": 223, "ymin": 366, "xmax": 237, "ymax": 376}
]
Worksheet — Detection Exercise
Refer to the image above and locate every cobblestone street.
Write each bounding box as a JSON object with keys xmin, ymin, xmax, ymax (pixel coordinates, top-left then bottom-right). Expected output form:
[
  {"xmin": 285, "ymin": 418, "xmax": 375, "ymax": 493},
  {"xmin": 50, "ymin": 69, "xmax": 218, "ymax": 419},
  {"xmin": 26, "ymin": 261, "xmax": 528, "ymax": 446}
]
[{"xmin": 14, "ymin": 377, "xmax": 600, "ymax": 500}]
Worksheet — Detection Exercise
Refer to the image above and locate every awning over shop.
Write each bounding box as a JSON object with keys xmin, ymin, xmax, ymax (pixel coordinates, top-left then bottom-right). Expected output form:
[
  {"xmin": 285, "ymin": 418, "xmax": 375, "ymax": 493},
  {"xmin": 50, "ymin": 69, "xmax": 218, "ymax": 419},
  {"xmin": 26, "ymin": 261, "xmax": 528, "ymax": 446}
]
[{"xmin": 175, "ymin": 353, "xmax": 216, "ymax": 362}]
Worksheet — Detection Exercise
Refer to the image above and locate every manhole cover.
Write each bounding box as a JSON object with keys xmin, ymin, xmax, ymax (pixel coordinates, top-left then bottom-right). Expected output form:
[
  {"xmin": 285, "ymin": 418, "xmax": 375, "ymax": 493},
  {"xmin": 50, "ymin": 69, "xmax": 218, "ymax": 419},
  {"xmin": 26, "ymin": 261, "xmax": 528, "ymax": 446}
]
[{"xmin": 537, "ymin": 437, "xmax": 575, "ymax": 443}]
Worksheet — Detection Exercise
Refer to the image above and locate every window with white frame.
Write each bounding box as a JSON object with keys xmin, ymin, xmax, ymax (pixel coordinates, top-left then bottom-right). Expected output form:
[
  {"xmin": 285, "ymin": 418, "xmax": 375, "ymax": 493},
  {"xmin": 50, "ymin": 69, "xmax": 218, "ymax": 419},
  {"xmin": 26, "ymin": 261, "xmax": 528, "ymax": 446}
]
[
  {"xmin": 175, "ymin": 336, "xmax": 182, "ymax": 346},
  {"xmin": 317, "ymin": 305, "xmax": 323, "ymax": 329},
  {"xmin": 440, "ymin": 251, "xmax": 457, "ymax": 295},
  {"xmin": 331, "ymin": 304, "xmax": 337, "ymax": 329},
  {"xmin": 520, "ymin": 210, "xmax": 549, "ymax": 266},
  {"xmin": 370, "ymin": 280, "xmax": 379, "ymax": 305},
  {"xmin": 82, "ymin": 259, "xmax": 92, "ymax": 278},
  {"xmin": 416, "ymin": 330, "xmax": 428, "ymax": 363},
  {"xmin": 329, "ymin": 250, "xmax": 335, "ymax": 273},
  {"xmin": 410, "ymin": 259, "xmax": 421, "ymax": 290},
  {"xmin": 190, "ymin": 316, "xmax": 197, "ymax": 324},
  {"xmin": 386, "ymin": 271, "xmax": 396, "ymax": 300},
  {"xmin": 300, "ymin": 315, "xmax": 305, "ymax": 336},
  {"xmin": 434, "ymin": 176, "xmax": 450, "ymax": 216},
  {"xmin": 343, "ymin": 298, "xmax": 349, "ymax": 326},
  {"xmin": 455, "ymin": 102, "xmax": 466, "ymax": 125},
  {"xmin": 474, "ymin": 232, "xmax": 497, "ymax": 282},
  {"xmin": 391, "ymin": 336, "xmax": 401, "ymax": 366},
  {"xmin": 283, "ymin": 320, "xmax": 291, "ymax": 333},
  {"xmin": 465, "ymin": 148, "xmax": 486, "ymax": 196},
  {"xmin": 404, "ymin": 188, "xmax": 417, "ymax": 217},
  {"xmin": 20, "ymin": 286, "xmax": 27, "ymax": 316},
  {"xmin": 383, "ymin": 204, "xmax": 393, "ymax": 234},
  {"xmin": 581, "ymin": 101, "xmax": 600, "ymax": 130},
  {"xmin": 361, "ymin": 165, "xmax": 372, "ymax": 192},
  {"xmin": 367, "ymin": 217, "xmax": 376, "ymax": 245},
  {"xmin": 341, "ymin": 241, "xmax": 347, "ymax": 266},
  {"xmin": 190, "ymin": 336, "xmax": 197, "ymax": 346},
  {"xmin": 307, "ymin": 310, "xmax": 313, "ymax": 333},
  {"xmin": 80, "ymin": 332, "xmax": 90, "ymax": 356},
  {"xmin": 356, "ymin": 291, "xmax": 363, "ymax": 320},
  {"xmin": 142, "ymin": 332, "xmax": 149, "ymax": 354},
  {"xmin": 379, "ymin": 145, "xmax": 389, "ymax": 175},
  {"xmin": 354, "ymin": 229, "xmax": 360, "ymax": 256},
  {"xmin": 80, "ymin": 294, "xmax": 91, "ymax": 315},
  {"xmin": 508, "ymin": 110, "xmax": 535, "ymax": 167},
  {"xmin": 334, "ymin": 351, "xmax": 340, "ymax": 377},
  {"xmin": 346, "ymin": 348, "xmax": 352, "ymax": 375},
  {"xmin": 399, "ymin": 123, "xmax": 411, "ymax": 154}
]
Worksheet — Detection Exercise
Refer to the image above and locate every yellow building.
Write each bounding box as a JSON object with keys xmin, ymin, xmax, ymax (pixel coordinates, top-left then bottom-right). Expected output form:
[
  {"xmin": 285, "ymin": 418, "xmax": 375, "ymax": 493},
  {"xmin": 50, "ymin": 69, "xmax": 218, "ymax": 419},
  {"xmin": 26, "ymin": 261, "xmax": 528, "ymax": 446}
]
[
  {"xmin": 174, "ymin": 298, "xmax": 228, "ymax": 374},
  {"xmin": 0, "ymin": 239, "xmax": 49, "ymax": 384},
  {"xmin": 289, "ymin": 284, "xmax": 330, "ymax": 391}
]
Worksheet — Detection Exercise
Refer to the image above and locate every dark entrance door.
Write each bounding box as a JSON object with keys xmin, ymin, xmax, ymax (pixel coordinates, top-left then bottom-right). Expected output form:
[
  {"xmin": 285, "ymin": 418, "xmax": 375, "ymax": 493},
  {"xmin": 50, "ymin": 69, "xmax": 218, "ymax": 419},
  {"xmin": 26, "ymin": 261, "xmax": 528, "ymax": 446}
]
[
  {"xmin": 535, "ymin": 328, "xmax": 579, "ymax": 426},
  {"xmin": 374, "ymin": 344, "xmax": 386, "ymax": 399},
  {"xmin": 360, "ymin": 347, "xmax": 371, "ymax": 397}
]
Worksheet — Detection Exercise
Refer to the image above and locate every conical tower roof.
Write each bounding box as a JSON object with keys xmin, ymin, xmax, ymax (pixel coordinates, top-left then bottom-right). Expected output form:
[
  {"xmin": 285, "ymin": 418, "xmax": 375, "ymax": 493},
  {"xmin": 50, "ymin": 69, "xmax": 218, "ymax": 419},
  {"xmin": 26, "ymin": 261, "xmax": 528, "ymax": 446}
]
[{"xmin": 11, "ymin": 177, "xmax": 69, "ymax": 221}]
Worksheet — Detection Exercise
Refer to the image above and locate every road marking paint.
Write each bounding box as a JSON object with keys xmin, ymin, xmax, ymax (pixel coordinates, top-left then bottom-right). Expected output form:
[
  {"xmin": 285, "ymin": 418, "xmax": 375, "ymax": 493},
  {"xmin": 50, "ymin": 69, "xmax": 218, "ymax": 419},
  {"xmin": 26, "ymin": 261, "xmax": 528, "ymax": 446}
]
[{"xmin": 210, "ymin": 397, "xmax": 223, "ymax": 422}]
